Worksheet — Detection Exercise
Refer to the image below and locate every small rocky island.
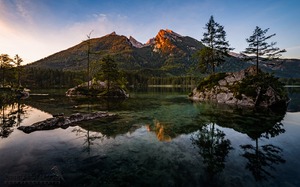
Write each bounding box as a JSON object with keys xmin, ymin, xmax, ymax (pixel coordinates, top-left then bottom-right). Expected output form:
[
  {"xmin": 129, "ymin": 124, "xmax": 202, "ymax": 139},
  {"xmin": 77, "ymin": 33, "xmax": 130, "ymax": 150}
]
[
  {"xmin": 66, "ymin": 80, "xmax": 129, "ymax": 98},
  {"xmin": 189, "ymin": 66, "xmax": 289, "ymax": 108}
]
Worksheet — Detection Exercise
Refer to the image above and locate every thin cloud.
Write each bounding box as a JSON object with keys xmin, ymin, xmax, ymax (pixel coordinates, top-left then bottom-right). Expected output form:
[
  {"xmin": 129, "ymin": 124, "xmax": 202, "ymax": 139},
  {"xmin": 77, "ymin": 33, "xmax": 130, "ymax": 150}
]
[
  {"xmin": 0, "ymin": 12, "xmax": 137, "ymax": 63},
  {"xmin": 1, "ymin": 0, "xmax": 299, "ymax": 62},
  {"xmin": 63, "ymin": 13, "xmax": 134, "ymax": 41},
  {"xmin": 283, "ymin": 45, "xmax": 300, "ymax": 59},
  {"xmin": 15, "ymin": 1, "xmax": 34, "ymax": 25},
  {"xmin": 285, "ymin": 45, "xmax": 300, "ymax": 51},
  {"xmin": 92, "ymin": 13, "xmax": 107, "ymax": 19}
]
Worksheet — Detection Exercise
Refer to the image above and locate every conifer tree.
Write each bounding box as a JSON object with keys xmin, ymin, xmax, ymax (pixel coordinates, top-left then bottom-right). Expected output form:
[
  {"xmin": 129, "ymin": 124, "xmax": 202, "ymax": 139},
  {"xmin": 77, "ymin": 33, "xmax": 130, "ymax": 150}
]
[
  {"xmin": 199, "ymin": 15, "xmax": 233, "ymax": 74},
  {"xmin": 0, "ymin": 54, "xmax": 13, "ymax": 87},
  {"xmin": 243, "ymin": 26, "xmax": 286, "ymax": 74},
  {"xmin": 96, "ymin": 55, "xmax": 120, "ymax": 91},
  {"xmin": 14, "ymin": 54, "xmax": 23, "ymax": 88}
]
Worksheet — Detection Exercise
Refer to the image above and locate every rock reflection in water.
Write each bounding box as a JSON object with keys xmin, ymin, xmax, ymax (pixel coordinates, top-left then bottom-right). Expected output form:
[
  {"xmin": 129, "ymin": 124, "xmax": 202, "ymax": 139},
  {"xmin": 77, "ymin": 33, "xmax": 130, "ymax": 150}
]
[
  {"xmin": 192, "ymin": 102, "xmax": 287, "ymax": 181},
  {"xmin": 238, "ymin": 112, "xmax": 286, "ymax": 181},
  {"xmin": 146, "ymin": 119, "xmax": 172, "ymax": 141},
  {"xmin": 24, "ymin": 95, "xmax": 126, "ymax": 116},
  {"xmin": 0, "ymin": 91, "xmax": 294, "ymax": 186}
]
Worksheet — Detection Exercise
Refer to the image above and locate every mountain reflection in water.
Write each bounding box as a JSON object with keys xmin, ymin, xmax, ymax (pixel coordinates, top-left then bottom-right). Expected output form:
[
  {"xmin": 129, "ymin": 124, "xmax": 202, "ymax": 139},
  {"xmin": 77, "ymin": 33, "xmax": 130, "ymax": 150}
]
[{"xmin": 0, "ymin": 90, "xmax": 299, "ymax": 186}]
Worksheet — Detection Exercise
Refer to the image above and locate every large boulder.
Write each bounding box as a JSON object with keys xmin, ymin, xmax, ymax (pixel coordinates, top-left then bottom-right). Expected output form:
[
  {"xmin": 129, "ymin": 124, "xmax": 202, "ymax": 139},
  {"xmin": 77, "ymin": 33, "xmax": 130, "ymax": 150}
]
[
  {"xmin": 66, "ymin": 80, "xmax": 129, "ymax": 98},
  {"xmin": 189, "ymin": 66, "xmax": 289, "ymax": 108}
]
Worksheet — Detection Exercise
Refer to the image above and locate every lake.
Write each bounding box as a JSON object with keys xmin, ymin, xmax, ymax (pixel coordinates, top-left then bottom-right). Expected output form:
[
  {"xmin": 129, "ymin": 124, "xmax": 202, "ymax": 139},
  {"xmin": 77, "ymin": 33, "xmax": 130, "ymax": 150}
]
[{"xmin": 0, "ymin": 88, "xmax": 300, "ymax": 187}]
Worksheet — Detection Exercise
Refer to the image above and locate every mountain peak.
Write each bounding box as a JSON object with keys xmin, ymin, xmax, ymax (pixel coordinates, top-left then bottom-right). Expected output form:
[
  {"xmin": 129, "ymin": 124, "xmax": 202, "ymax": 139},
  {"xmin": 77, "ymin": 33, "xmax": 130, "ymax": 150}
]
[
  {"xmin": 145, "ymin": 38, "xmax": 155, "ymax": 46},
  {"xmin": 105, "ymin": 31, "xmax": 117, "ymax": 36},
  {"xmin": 166, "ymin": 29, "xmax": 181, "ymax": 35},
  {"xmin": 28, "ymin": 28, "xmax": 299, "ymax": 77},
  {"xmin": 29, "ymin": 29, "xmax": 206, "ymax": 75},
  {"xmin": 153, "ymin": 29, "xmax": 183, "ymax": 53},
  {"xmin": 159, "ymin": 29, "xmax": 182, "ymax": 38},
  {"xmin": 129, "ymin": 36, "xmax": 144, "ymax": 48}
]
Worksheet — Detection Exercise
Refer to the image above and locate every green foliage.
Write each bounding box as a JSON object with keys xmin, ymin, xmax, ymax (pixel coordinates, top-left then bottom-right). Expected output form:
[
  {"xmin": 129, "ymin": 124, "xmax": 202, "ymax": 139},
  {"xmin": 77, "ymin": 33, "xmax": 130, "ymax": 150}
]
[
  {"xmin": 231, "ymin": 72, "xmax": 286, "ymax": 100},
  {"xmin": 13, "ymin": 54, "xmax": 23, "ymax": 88},
  {"xmin": 76, "ymin": 86, "xmax": 107, "ymax": 96},
  {"xmin": 195, "ymin": 47, "xmax": 214, "ymax": 73},
  {"xmin": 67, "ymin": 55, "xmax": 129, "ymax": 97},
  {"xmin": 0, "ymin": 88, "xmax": 17, "ymax": 106},
  {"xmin": 94, "ymin": 55, "xmax": 127, "ymax": 92},
  {"xmin": 0, "ymin": 54, "xmax": 13, "ymax": 87},
  {"xmin": 194, "ymin": 67, "xmax": 287, "ymax": 104},
  {"xmin": 21, "ymin": 67, "xmax": 85, "ymax": 88},
  {"xmin": 196, "ymin": 72, "xmax": 227, "ymax": 91},
  {"xmin": 192, "ymin": 124, "xmax": 232, "ymax": 176},
  {"xmin": 200, "ymin": 15, "xmax": 233, "ymax": 73},
  {"xmin": 279, "ymin": 78, "xmax": 300, "ymax": 85},
  {"xmin": 243, "ymin": 26, "xmax": 286, "ymax": 73},
  {"xmin": 27, "ymin": 30, "xmax": 205, "ymax": 76},
  {"xmin": 95, "ymin": 56, "xmax": 119, "ymax": 82},
  {"xmin": 18, "ymin": 28, "xmax": 300, "ymax": 78}
]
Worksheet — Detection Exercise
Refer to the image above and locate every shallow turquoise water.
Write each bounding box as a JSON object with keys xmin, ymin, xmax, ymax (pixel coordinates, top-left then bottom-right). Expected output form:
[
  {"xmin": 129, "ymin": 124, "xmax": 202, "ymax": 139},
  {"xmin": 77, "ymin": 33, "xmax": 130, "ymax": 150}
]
[{"xmin": 0, "ymin": 89, "xmax": 300, "ymax": 186}]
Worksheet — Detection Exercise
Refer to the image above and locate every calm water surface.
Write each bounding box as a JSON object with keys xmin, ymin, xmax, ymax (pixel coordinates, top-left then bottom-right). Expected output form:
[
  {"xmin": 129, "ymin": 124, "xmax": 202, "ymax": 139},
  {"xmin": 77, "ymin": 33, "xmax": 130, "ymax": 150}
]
[{"xmin": 0, "ymin": 88, "xmax": 300, "ymax": 187}]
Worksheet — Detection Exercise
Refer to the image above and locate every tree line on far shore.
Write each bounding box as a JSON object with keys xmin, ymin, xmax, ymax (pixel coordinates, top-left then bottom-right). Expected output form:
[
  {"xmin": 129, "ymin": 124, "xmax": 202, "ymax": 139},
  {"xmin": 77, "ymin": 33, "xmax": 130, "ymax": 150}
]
[{"xmin": 0, "ymin": 60, "xmax": 202, "ymax": 89}]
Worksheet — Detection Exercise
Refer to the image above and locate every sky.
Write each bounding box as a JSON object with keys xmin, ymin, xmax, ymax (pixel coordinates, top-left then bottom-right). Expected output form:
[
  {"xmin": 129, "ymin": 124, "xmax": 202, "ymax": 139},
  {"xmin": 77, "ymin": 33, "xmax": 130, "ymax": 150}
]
[{"xmin": 1, "ymin": 0, "xmax": 300, "ymax": 64}]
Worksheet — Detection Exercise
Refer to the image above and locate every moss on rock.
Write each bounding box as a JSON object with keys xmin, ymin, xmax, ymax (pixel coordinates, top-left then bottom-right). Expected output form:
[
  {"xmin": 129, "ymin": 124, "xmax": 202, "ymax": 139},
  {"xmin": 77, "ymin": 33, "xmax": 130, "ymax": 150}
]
[
  {"xmin": 196, "ymin": 73, "xmax": 227, "ymax": 91},
  {"xmin": 66, "ymin": 81, "xmax": 129, "ymax": 98},
  {"xmin": 190, "ymin": 66, "xmax": 289, "ymax": 109}
]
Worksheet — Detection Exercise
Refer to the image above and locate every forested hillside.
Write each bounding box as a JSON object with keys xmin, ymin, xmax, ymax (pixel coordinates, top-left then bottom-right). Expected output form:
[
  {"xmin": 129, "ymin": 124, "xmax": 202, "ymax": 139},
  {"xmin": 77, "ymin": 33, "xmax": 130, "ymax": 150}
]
[{"xmin": 27, "ymin": 29, "xmax": 300, "ymax": 78}]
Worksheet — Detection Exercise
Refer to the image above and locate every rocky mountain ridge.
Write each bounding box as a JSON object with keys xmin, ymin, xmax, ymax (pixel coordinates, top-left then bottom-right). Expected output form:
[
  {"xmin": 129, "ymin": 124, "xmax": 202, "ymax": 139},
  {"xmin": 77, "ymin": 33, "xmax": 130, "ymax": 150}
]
[
  {"xmin": 27, "ymin": 29, "xmax": 300, "ymax": 77},
  {"xmin": 28, "ymin": 29, "xmax": 205, "ymax": 75}
]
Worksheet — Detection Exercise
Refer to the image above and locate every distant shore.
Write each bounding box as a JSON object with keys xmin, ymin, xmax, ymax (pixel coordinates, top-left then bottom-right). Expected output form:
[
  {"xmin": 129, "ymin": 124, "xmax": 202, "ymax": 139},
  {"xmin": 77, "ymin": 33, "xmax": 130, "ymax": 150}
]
[{"xmin": 284, "ymin": 85, "xmax": 300, "ymax": 88}]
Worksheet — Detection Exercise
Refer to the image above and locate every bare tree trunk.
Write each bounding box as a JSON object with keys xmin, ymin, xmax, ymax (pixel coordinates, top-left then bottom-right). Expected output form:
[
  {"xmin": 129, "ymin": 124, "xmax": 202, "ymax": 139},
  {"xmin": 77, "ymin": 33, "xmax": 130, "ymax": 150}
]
[
  {"xmin": 87, "ymin": 40, "xmax": 90, "ymax": 90},
  {"xmin": 2, "ymin": 67, "xmax": 4, "ymax": 88},
  {"xmin": 86, "ymin": 31, "xmax": 93, "ymax": 90},
  {"xmin": 256, "ymin": 38, "xmax": 259, "ymax": 74}
]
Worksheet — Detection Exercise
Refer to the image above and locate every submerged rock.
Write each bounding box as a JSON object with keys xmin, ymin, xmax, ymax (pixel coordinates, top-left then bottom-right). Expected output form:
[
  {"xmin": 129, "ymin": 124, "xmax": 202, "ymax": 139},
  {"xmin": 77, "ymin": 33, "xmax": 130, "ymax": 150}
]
[
  {"xmin": 189, "ymin": 66, "xmax": 289, "ymax": 108},
  {"xmin": 18, "ymin": 111, "xmax": 116, "ymax": 133}
]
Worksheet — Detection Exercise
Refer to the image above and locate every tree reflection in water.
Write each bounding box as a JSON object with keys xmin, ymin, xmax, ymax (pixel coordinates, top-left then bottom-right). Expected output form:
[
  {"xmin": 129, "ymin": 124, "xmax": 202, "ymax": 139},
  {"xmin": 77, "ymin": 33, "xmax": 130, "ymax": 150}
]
[
  {"xmin": 192, "ymin": 102, "xmax": 287, "ymax": 182},
  {"xmin": 240, "ymin": 121, "xmax": 286, "ymax": 181},
  {"xmin": 192, "ymin": 123, "xmax": 233, "ymax": 179},
  {"xmin": 240, "ymin": 143, "xmax": 285, "ymax": 181},
  {"xmin": 0, "ymin": 98, "xmax": 26, "ymax": 138},
  {"xmin": 71, "ymin": 100, "xmax": 107, "ymax": 154},
  {"xmin": 0, "ymin": 105, "xmax": 14, "ymax": 138},
  {"xmin": 72, "ymin": 126, "xmax": 105, "ymax": 154}
]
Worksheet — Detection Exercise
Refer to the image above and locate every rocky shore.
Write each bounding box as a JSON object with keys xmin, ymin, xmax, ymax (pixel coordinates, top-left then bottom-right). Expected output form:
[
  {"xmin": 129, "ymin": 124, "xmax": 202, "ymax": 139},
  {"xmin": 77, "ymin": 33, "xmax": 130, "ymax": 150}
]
[
  {"xmin": 66, "ymin": 80, "xmax": 129, "ymax": 98},
  {"xmin": 189, "ymin": 66, "xmax": 289, "ymax": 108}
]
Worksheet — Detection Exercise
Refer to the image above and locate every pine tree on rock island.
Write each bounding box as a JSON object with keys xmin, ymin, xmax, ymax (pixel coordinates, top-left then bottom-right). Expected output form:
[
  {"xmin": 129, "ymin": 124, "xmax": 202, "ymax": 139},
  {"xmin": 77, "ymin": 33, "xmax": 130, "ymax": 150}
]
[
  {"xmin": 96, "ymin": 55, "xmax": 120, "ymax": 92},
  {"xmin": 243, "ymin": 26, "xmax": 286, "ymax": 74},
  {"xmin": 14, "ymin": 54, "xmax": 23, "ymax": 88},
  {"xmin": 198, "ymin": 15, "xmax": 233, "ymax": 74}
]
